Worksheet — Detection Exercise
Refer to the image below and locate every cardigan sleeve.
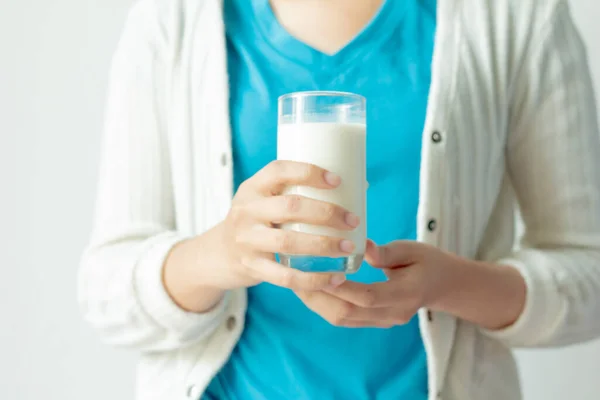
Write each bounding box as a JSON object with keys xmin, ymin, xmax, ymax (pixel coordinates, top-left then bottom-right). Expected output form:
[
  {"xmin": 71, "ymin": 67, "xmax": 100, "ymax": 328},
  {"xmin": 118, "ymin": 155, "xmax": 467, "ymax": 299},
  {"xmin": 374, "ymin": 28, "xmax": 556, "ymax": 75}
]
[
  {"xmin": 482, "ymin": 1, "xmax": 600, "ymax": 347},
  {"xmin": 77, "ymin": 1, "xmax": 229, "ymax": 352}
]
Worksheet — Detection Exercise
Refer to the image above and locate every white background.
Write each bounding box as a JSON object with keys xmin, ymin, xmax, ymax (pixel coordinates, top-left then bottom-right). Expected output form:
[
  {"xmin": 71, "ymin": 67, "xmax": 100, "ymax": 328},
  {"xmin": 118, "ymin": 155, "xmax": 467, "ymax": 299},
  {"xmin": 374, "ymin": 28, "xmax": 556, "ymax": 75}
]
[{"xmin": 0, "ymin": 1, "xmax": 599, "ymax": 399}]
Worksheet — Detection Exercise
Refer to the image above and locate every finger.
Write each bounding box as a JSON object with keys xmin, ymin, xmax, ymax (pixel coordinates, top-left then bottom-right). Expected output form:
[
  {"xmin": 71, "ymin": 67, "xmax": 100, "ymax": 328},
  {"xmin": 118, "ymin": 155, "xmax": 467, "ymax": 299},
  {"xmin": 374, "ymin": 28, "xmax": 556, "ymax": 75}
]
[
  {"xmin": 364, "ymin": 239, "xmax": 378, "ymax": 260},
  {"xmin": 323, "ymin": 280, "xmax": 399, "ymax": 308},
  {"xmin": 244, "ymin": 257, "xmax": 346, "ymax": 291},
  {"xmin": 249, "ymin": 160, "xmax": 341, "ymax": 195},
  {"xmin": 366, "ymin": 240, "xmax": 420, "ymax": 268},
  {"xmin": 238, "ymin": 226, "xmax": 356, "ymax": 257},
  {"xmin": 245, "ymin": 195, "xmax": 360, "ymax": 230},
  {"xmin": 296, "ymin": 290, "xmax": 355, "ymax": 326},
  {"xmin": 296, "ymin": 290, "xmax": 398, "ymax": 326}
]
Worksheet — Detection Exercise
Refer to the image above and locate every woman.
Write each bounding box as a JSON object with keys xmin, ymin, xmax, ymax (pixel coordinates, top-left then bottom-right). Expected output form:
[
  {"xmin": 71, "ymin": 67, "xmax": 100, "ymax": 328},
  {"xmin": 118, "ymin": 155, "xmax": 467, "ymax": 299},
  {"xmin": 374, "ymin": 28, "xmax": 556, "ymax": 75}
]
[{"xmin": 78, "ymin": 0, "xmax": 600, "ymax": 399}]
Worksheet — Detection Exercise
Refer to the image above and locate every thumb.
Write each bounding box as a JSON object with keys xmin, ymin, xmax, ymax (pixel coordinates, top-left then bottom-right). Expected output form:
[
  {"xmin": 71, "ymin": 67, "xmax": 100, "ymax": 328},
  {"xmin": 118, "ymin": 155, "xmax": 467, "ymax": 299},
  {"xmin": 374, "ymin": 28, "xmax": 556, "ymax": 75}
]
[
  {"xmin": 365, "ymin": 240, "xmax": 418, "ymax": 268},
  {"xmin": 364, "ymin": 239, "xmax": 379, "ymax": 264}
]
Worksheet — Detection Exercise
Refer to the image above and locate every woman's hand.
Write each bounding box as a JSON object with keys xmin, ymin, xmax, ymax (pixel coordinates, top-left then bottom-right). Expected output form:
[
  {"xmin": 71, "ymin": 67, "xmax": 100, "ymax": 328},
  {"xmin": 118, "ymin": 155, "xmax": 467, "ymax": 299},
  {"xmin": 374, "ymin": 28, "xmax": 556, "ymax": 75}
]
[
  {"xmin": 296, "ymin": 240, "xmax": 526, "ymax": 330},
  {"xmin": 210, "ymin": 160, "xmax": 358, "ymax": 290},
  {"xmin": 295, "ymin": 240, "xmax": 452, "ymax": 328},
  {"xmin": 163, "ymin": 160, "xmax": 358, "ymax": 312}
]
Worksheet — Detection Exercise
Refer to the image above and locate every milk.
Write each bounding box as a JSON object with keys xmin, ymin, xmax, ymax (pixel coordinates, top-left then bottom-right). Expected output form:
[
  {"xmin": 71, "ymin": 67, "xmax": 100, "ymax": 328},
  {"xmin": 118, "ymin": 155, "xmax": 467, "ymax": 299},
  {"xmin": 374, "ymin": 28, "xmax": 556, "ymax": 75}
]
[{"xmin": 277, "ymin": 122, "xmax": 367, "ymax": 266}]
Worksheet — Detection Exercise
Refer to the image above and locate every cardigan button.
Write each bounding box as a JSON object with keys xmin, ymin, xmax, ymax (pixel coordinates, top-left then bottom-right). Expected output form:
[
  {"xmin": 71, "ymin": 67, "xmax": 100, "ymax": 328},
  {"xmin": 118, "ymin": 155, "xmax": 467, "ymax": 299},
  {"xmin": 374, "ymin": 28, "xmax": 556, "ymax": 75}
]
[
  {"xmin": 220, "ymin": 152, "xmax": 229, "ymax": 166},
  {"xmin": 187, "ymin": 384, "xmax": 200, "ymax": 399},
  {"xmin": 226, "ymin": 315, "xmax": 237, "ymax": 331},
  {"xmin": 427, "ymin": 219, "xmax": 437, "ymax": 232},
  {"xmin": 427, "ymin": 310, "xmax": 433, "ymax": 322},
  {"xmin": 432, "ymin": 131, "xmax": 442, "ymax": 143}
]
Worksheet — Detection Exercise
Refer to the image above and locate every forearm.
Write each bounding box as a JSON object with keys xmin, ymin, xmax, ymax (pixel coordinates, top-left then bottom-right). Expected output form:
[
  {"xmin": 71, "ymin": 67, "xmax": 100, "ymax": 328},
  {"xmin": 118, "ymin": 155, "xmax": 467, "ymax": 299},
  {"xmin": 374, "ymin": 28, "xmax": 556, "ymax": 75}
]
[
  {"xmin": 163, "ymin": 224, "xmax": 226, "ymax": 313},
  {"xmin": 431, "ymin": 256, "xmax": 527, "ymax": 331}
]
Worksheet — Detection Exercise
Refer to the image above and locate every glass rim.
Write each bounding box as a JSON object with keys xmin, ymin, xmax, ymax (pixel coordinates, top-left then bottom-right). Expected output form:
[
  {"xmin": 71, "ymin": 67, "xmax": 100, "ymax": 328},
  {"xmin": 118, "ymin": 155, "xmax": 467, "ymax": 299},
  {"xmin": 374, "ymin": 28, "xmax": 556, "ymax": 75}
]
[{"xmin": 278, "ymin": 90, "xmax": 365, "ymax": 103}]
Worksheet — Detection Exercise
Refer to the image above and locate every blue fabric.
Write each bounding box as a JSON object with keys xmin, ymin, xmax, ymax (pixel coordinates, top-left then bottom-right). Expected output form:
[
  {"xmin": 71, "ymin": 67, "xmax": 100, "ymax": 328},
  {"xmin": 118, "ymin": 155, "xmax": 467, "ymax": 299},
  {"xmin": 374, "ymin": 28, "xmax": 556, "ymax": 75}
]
[{"xmin": 206, "ymin": 0, "xmax": 437, "ymax": 398}]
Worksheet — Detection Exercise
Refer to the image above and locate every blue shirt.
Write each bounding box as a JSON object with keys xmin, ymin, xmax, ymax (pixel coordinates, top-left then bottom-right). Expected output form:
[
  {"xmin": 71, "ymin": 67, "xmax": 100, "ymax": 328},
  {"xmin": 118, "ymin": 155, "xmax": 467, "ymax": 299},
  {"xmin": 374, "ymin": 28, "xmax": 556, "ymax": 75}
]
[{"xmin": 205, "ymin": 0, "xmax": 436, "ymax": 398}]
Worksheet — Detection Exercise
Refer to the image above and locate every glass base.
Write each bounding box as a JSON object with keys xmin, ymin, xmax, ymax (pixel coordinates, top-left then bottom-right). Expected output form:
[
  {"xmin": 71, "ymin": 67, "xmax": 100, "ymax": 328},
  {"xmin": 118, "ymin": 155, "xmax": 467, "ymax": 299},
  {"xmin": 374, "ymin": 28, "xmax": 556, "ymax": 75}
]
[{"xmin": 279, "ymin": 254, "xmax": 363, "ymax": 274}]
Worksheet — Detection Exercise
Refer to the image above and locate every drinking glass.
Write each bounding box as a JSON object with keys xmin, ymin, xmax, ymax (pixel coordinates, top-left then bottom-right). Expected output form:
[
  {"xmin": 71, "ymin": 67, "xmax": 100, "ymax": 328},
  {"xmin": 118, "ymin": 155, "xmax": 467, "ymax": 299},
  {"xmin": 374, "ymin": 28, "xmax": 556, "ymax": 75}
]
[{"xmin": 277, "ymin": 91, "xmax": 367, "ymax": 273}]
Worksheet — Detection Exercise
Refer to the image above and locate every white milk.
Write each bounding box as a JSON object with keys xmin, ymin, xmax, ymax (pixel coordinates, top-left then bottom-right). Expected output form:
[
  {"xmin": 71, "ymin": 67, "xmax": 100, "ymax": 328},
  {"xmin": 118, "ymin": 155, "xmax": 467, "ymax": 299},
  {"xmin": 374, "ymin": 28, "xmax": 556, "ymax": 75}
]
[{"xmin": 277, "ymin": 122, "xmax": 367, "ymax": 255}]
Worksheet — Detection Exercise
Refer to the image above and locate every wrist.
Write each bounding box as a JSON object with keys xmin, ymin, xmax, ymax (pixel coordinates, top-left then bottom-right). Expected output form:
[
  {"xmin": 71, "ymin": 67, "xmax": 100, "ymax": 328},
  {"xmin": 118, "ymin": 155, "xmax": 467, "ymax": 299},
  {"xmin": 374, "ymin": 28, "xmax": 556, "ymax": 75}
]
[
  {"xmin": 162, "ymin": 227, "xmax": 227, "ymax": 313},
  {"xmin": 426, "ymin": 252, "xmax": 469, "ymax": 313},
  {"xmin": 429, "ymin": 255, "xmax": 527, "ymax": 330}
]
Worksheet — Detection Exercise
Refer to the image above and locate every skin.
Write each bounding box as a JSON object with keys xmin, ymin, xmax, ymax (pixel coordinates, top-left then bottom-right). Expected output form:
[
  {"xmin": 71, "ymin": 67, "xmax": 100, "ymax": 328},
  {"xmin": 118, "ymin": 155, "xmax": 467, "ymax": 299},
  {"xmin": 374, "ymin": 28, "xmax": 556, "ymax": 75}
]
[
  {"xmin": 298, "ymin": 240, "xmax": 527, "ymax": 330},
  {"xmin": 163, "ymin": 0, "xmax": 527, "ymax": 331},
  {"xmin": 164, "ymin": 161, "xmax": 526, "ymax": 331},
  {"xmin": 269, "ymin": 0, "xmax": 384, "ymax": 54},
  {"xmin": 163, "ymin": 161, "xmax": 353, "ymax": 313}
]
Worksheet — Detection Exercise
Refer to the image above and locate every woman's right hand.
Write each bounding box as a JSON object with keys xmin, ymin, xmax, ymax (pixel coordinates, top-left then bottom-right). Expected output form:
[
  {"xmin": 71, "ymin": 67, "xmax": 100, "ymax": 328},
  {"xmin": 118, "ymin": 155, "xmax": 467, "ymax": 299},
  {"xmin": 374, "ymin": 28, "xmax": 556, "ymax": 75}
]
[{"xmin": 163, "ymin": 160, "xmax": 361, "ymax": 312}]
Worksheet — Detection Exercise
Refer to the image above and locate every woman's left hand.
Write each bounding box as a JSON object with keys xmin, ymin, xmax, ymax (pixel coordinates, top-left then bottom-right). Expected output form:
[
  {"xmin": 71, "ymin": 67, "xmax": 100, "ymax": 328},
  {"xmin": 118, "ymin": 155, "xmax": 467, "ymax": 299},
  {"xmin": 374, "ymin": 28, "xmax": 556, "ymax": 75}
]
[{"xmin": 295, "ymin": 240, "xmax": 461, "ymax": 328}]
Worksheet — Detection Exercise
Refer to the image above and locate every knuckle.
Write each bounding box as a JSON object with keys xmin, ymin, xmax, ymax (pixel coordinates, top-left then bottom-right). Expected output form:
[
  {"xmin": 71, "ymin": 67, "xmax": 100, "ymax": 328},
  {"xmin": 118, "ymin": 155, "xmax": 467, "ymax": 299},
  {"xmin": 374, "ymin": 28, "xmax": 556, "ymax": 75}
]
[
  {"xmin": 236, "ymin": 180, "xmax": 251, "ymax": 195},
  {"xmin": 278, "ymin": 270, "xmax": 295, "ymax": 288},
  {"xmin": 266, "ymin": 161, "xmax": 286, "ymax": 184},
  {"xmin": 316, "ymin": 237, "xmax": 335, "ymax": 256},
  {"xmin": 299, "ymin": 164, "xmax": 314, "ymax": 182},
  {"xmin": 321, "ymin": 203, "xmax": 337, "ymax": 223},
  {"xmin": 275, "ymin": 232, "xmax": 294, "ymax": 253},
  {"xmin": 269, "ymin": 160, "xmax": 286, "ymax": 174},
  {"xmin": 330, "ymin": 237, "xmax": 342, "ymax": 253},
  {"xmin": 238, "ymin": 255, "xmax": 253, "ymax": 269},
  {"xmin": 360, "ymin": 289, "xmax": 378, "ymax": 307},
  {"xmin": 233, "ymin": 231, "xmax": 246, "ymax": 247},
  {"xmin": 328, "ymin": 313, "xmax": 345, "ymax": 327},
  {"xmin": 228, "ymin": 205, "xmax": 246, "ymax": 225},
  {"xmin": 283, "ymin": 195, "xmax": 302, "ymax": 214},
  {"xmin": 239, "ymin": 254, "xmax": 252, "ymax": 268},
  {"xmin": 332, "ymin": 302, "xmax": 354, "ymax": 325},
  {"xmin": 305, "ymin": 273, "xmax": 328, "ymax": 290}
]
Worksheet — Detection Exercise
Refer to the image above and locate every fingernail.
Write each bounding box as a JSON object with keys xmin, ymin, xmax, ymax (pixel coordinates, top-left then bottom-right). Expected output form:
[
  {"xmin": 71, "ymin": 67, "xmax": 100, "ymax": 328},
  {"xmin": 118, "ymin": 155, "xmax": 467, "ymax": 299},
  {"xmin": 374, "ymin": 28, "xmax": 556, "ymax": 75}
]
[
  {"xmin": 324, "ymin": 171, "xmax": 341, "ymax": 186},
  {"xmin": 345, "ymin": 212, "xmax": 360, "ymax": 228},
  {"xmin": 329, "ymin": 274, "xmax": 346, "ymax": 287},
  {"xmin": 340, "ymin": 240, "xmax": 355, "ymax": 253}
]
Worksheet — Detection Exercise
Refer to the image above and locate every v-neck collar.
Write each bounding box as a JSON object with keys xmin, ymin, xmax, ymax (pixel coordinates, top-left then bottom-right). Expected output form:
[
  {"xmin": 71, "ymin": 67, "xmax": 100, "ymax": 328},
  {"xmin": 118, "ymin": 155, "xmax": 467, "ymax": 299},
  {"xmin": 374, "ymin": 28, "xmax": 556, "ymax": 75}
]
[{"xmin": 251, "ymin": 0, "xmax": 408, "ymax": 70}]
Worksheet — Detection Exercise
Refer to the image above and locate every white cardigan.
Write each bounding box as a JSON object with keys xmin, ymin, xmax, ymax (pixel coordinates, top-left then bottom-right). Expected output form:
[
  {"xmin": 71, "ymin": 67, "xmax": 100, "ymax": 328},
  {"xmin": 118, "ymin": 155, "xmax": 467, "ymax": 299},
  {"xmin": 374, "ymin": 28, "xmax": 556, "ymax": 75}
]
[{"xmin": 78, "ymin": 0, "xmax": 600, "ymax": 399}]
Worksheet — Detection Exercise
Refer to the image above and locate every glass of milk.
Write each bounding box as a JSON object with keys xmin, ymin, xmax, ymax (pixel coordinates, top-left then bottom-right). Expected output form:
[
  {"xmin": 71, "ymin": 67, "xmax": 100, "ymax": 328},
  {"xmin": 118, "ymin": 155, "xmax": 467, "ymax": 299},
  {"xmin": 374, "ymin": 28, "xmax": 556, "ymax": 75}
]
[{"xmin": 277, "ymin": 91, "xmax": 367, "ymax": 274}]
